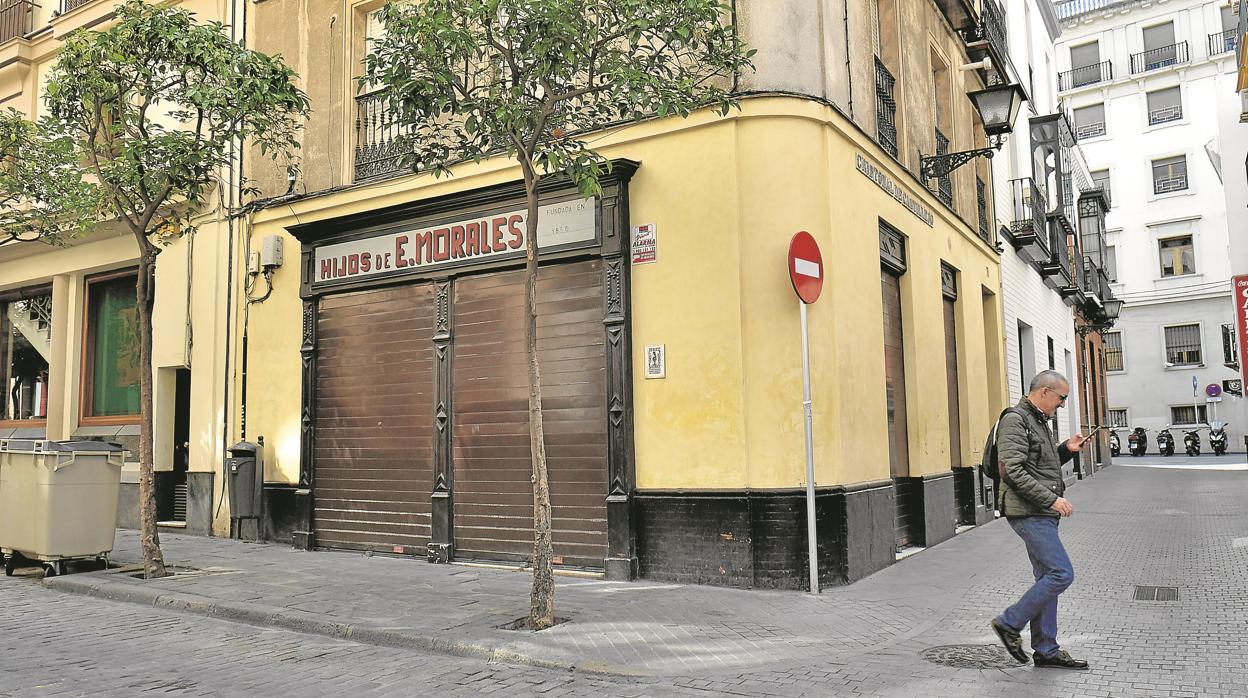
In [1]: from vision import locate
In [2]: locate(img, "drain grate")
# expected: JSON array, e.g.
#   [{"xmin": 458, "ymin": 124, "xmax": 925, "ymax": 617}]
[
  {"xmin": 921, "ymin": 644, "xmax": 1023, "ymax": 669},
  {"xmin": 1134, "ymin": 585, "xmax": 1179, "ymax": 601}
]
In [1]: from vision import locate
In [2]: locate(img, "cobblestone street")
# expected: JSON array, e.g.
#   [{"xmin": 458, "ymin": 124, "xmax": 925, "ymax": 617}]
[{"xmin": 3, "ymin": 465, "xmax": 1246, "ymax": 697}]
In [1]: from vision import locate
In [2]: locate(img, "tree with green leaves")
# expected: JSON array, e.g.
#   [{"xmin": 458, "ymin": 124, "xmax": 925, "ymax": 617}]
[
  {"xmin": 0, "ymin": 112, "xmax": 104, "ymax": 245},
  {"xmin": 0, "ymin": 0, "xmax": 309, "ymax": 578},
  {"xmin": 366, "ymin": 0, "xmax": 753, "ymax": 629}
]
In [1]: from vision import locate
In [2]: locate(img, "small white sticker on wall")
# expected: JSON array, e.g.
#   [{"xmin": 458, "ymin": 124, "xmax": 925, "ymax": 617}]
[
  {"xmin": 644, "ymin": 344, "xmax": 666, "ymax": 379},
  {"xmin": 632, "ymin": 223, "xmax": 657, "ymax": 264}
]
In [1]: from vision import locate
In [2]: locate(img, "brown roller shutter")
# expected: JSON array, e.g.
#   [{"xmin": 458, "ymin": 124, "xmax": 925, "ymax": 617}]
[
  {"xmin": 313, "ymin": 283, "xmax": 436, "ymax": 554},
  {"xmin": 943, "ymin": 298, "xmax": 962, "ymax": 467},
  {"xmin": 881, "ymin": 268, "xmax": 918, "ymax": 548},
  {"xmin": 452, "ymin": 259, "xmax": 607, "ymax": 568}
]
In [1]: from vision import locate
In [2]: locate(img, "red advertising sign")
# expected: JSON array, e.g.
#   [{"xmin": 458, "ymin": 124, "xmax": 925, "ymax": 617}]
[
  {"xmin": 1233, "ymin": 275, "xmax": 1248, "ymax": 385},
  {"xmin": 787, "ymin": 231, "xmax": 823, "ymax": 304}
]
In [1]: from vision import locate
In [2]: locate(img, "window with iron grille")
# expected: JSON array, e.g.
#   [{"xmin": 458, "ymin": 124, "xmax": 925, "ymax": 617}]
[
  {"xmin": 1164, "ymin": 324, "xmax": 1202, "ymax": 366},
  {"xmin": 1104, "ymin": 331, "xmax": 1124, "ymax": 371},
  {"xmin": 1222, "ymin": 323, "xmax": 1238, "ymax": 366},
  {"xmin": 1073, "ymin": 103, "xmax": 1106, "ymax": 139},
  {"xmin": 1151, "ymin": 155, "xmax": 1187, "ymax": 194},
  {"xmin": 874, "ymin": 57, "xmax": 899, "ymax": 158},
  {"xmin": 1108, "ymin": 408, "xmax": 1128, "ymax": 427},
  {"xmin": 1170, "ymin": 405, "xmax": 1208, "ymax": 425},
  {"xmin": 1158, "ymin": 235, "xmax": 1194, "ymax": 277},
  {"xmin": 1105, "ymin": 244, "xmax": 1117, "ymax": 282},
  {"xmin": 976, "ymin": 177, "xmax": 989, "ymax": 241},
  {"xmin": 1146, "ymin": 87, "xmax": 1182, "ymax": 126}
]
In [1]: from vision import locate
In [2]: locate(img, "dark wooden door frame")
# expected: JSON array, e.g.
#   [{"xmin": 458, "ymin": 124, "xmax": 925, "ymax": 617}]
[{"xmin": 287, "ymin": 161, "xmax": 640, "ymax": 579}]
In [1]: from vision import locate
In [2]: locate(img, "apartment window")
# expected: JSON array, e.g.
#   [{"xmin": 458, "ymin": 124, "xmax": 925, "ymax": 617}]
[
  {"xmin": 1070, "ymin": 41, "xmax": 1100, "ymax": 70},
  {"xmin": 1104, "ymin": 331, "xmax": 1124, "ymax": 371},
  {"xmin": 1146, "ymin": 86, "xmax": 1182, "ymax": 125},
  {"xmin": 82, "ymin": 273, "xmax": 140, "ymax": 420},
  {"xmin": 0, "ymin": 290, "xmax": 53, "ymax": 423},
  {"xmin": 1142, "ymin": 21, "xmax": 1178, "ymax": 68},
  {"xmin": 1091, "ymin": 168, "xmax": 1111, "ymax": 196},
  {"xmin": 1158, "ymin": 235, "xmax": 1195, "ymax": 277},
  {"xmin": 1151, "ymin": 155, "xmax": 1188, "ymax": 194},
  {"xmin": 1164, "ymin": 323, "xmax": 1202, "ymax": 366},
  {"xmin": 1069, "ymin": 41, "xmax": 1102, "ymax": 88},
  {"xmin": 1073, "ymin": 103, "xmax": 1106, "ymax": 139},
  {"xmin": 1047, "ymin": 336, "xmax": 1056, "ymax": 370},
  {"xmin": 1105, "ymin": 244, "xmax": 1118, "ymax": 282},
  {"xmin": 1108, "ymin": 408, "xmax": 1128, "ymax": 427},
  {"xmin": 1223, "ymin": 323, "xmax": 1239, "ymax": 366},
  {"xmin": 1170, "ymin": 405, "xmax": 1208, "ymax": 425}
]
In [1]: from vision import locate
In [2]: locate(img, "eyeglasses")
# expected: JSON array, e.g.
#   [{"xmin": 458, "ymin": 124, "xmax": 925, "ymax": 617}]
[{"xmin": 1047, "ymin": 387, "xmax": 1068, "ymax": 404}]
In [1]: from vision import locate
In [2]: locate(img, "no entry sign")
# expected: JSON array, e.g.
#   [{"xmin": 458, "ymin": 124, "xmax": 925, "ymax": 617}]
[{"xmin": 788, "ymin": 231, "xmax": 823, "ymax": 304}]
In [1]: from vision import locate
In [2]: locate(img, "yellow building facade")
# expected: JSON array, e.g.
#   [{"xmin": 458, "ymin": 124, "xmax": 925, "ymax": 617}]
[{"xmin": 235, "ymin": 0, "xmax": 1011, "ymax": 587}]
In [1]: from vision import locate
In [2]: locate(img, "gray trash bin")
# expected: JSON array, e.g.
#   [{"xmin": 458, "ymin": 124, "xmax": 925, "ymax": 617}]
[{"xmin": 0, "ymin": 440, "xmax": 127, "ymax": 576}]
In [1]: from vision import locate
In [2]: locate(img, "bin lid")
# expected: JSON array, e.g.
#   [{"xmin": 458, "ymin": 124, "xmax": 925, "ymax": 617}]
[
  {"xmin": 228, "ymin": 440, "xmax": 259, "ymax": 457},
  {"xmin": 0, "ymin": 439, "xmax": 127, "ymax": 453}
]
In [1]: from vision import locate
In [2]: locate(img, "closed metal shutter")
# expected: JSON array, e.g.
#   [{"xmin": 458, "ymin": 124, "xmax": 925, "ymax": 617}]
[
  {"xmin": 944, "ymin": 299, "xmax": 962, "ymax": 467},
  {"xmin": 313, "ymin": 284, "xmax": 436, "ymax": 554},
  {"xmin": 451, "ymin": 260, "xmax": 608, "ymax": 568},
  {"xmin": 881, "ymin": 269, "xmax": 917, "ymax": 547}
]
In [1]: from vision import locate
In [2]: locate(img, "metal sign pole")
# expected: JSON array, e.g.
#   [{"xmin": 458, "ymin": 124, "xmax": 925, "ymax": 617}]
[{"xmin": 800, "ymin": 300, "xmax": 819, "ymax": 593}]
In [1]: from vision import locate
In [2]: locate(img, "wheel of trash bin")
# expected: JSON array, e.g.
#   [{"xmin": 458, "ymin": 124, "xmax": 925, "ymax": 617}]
[
  {"xmin": 42, "ymin": 562, "xmax": 58, "ymax": 578},
  {"xmin": 3, "ymin": 556, "xmax": 13, "ymax": 577}
]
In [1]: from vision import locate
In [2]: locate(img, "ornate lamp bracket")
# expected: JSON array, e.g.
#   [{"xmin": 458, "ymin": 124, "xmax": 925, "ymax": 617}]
[{"xmin": 920, "ymin": 134, "xmax": 1008, "ymax": 180}]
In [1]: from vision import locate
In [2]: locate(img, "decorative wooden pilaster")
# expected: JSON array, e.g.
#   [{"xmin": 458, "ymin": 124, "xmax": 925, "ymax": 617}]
[
  {"xmin": 293, "ymin": 299, "xmax": 318, "ymax": 550},
  {"xmin": 428, "ymin": 280, "xmax": 455, "ymax": 563},
  {"xmin": 601, "ymin": 190, "xmax": 637, "ymax": 580}
]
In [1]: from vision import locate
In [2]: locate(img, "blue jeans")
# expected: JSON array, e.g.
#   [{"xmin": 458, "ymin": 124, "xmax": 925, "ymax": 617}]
[{"xmin": 997, "ymin": 516, "xmax": 1073, "ymax": 658}]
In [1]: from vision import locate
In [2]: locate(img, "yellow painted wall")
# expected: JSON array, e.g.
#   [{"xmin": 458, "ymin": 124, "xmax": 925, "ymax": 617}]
[{"xmin": 239, "ymin": 96, "xmax": 1004, "ymax": 502}]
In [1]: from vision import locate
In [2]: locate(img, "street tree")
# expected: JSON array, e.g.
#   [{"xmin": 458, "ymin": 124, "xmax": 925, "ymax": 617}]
[
  {"xmin": 366, "ymin": 0, "xmax": 753, "ymax": 629},
  {"xmin": 0, "ymin": 0, "xmax": 310, "ymax": 578},
  {"xmin": 0, "ymin": 112, "xmax": 104, "ymax": 245}
]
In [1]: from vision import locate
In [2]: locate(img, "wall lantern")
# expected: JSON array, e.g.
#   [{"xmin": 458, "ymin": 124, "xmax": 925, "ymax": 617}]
[
  {"xmin": 920, "ymin": 83, "xmax": 1027, "ymax": 180},
  {"xmin": 1101, "ymin": 297, "xmax": 1124, "ymax": 321}
]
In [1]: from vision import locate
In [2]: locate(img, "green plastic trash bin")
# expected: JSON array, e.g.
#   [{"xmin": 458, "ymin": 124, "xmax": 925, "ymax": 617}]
[{"xmin": 0, "ymin": 440, "xmax": 127, "ymax": 576}]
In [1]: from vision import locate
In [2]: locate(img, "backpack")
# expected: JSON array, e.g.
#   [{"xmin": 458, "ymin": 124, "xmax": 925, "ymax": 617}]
[{"xmin": 979, "ymin": 407, "xmax": 1031, "ymax": 494}]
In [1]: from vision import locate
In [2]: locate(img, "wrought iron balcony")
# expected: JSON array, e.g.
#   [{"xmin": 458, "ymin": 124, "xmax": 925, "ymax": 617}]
[
  {"xmin": 1059, "ymin": 61, "xmax": 1113, "ymax": 91},
  {"xmin": 61, "ymin": 0, "xmax": 93, "ymax": 13},
  {"xmin": 934, "ymin": 129, "xmax": 953, "ymax": 207},
  {"xmin": 1148, "ymin": 104, "xmax": 1182, "ymax": 126},
  {"xmin": 1129, "ymin": 41, "xmax": 1189, "ymax": 74},
  {"xmin": 1082, "ymin": 256, "xmax": 1110, "ymax": 305},
  {"xmin": 1008, "ymin": 178, "xmax": 1050, "ymax": 264},
  {"xmin": 0, "ymin": 0, "xmax": 33, "ymax": 43},
  {"xmin": 931, "ymin": 0, "xmax": 976, "ymax": 39},
  {"xmin": 1039, "ymin": 220, "xmax": 1074, "ymax": 290},
  {"xmin": 1153, "ymin": 172, "xmax": 1188, "ymax": 194},
  {"xmin": 1209, "ymin": 30, "xmax": 1237, "ymax": 56},
  {"xmin": 874, "ymin": 58, "xmax": 899, "ymax": 159},
  {"xmin": 354, "ymin": 89, "xmax": 414, "ymax": 183},
  {"xmin": 1074, "ymin": 120, "xmax": 1106, "ymax": 140},
  {"xmin": 960, "ymin": 0, "xmax": 1011, "ymax": 83}
]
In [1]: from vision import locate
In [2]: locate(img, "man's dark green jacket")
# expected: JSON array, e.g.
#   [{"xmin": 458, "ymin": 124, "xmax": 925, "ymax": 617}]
[{"xmin": 998, "ymin": 398, "xmax": 1076, "ymax": 518}]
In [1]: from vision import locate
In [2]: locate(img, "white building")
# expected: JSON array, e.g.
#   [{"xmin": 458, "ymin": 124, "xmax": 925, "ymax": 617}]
[{"xmin": 1055, "ymin": 0, "xmax": 1246, "ymax": 453}]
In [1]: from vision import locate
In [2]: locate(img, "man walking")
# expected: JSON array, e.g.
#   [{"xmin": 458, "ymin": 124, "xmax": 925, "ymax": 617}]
[{"xmin": 990, "ymin": 370, "xmax": 1090, "ymax": 670}]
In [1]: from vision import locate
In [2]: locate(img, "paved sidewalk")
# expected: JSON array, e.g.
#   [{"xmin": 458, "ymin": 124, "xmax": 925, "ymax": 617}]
[{"xmin": 34, "ymin": 465, "xmax": 1248, "ymax": 696}]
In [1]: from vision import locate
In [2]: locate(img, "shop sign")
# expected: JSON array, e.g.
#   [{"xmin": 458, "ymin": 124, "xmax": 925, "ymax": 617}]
[
  {"xmin": 631, "ymin": 223, "xmax": 657, "ymax": 264},
  {"xmin": 1233, "ymin": 275, "xmax": 1248, "ymax": 385},
  {"xmin": 312, "ymin": 198, "xmax": 595, "ymax": 287},
  {"xmin": 855, "ymin": 153, "xmax": 934, "ymax": 228}
]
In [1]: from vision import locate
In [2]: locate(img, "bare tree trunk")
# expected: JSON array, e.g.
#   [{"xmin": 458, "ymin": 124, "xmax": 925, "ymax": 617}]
[
  {"xmin": 521, "ymin": 166, "xmax": 555, "ymax": 630},
  {"xmin": 135, "ymin": 244, "xmax": 167, "ymax": 579}
]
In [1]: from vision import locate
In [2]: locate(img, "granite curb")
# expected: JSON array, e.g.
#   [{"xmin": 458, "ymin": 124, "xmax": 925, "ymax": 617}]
[{"xmin": 43, "ymin": 571, "xmax": 646, "ymax": 678}]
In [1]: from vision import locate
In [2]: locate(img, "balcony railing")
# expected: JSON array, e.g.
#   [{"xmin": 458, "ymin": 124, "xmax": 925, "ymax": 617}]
[
  {"xmin": 1153, "ymin": 173, "xmax": 1188, "ymax": 194},
  {"xmin": 354, "ymin": 89, "xmax": 414, "ymax": 182},
  {"xmin": 1040, "ymin": 221, "xmax": 1074, "ymax": 288},
  {"xmin": 61, "ymin": 0, "xmax": 93, "ymax": 13},
  {"xmin": 1074, "ymin": 121, "xmax": 1106, "ymax": 139},
  {"xmin": 1209, "ymin": 30, "xmax": 1237, "ymax": 56},
  {"xmin": 1130, "ymin": 41, "xmax": 1189, "ymax": 74},
  {"xmin": 1082, "ymin": 257, "xmax": 1109, "ymax": 302},
  {"xmin": 0, "ymin": 0, "xmax": 33, "ymax": 44},
  {"xmin": 874, "ymin": 58, "xmax": 899, "ymax": 159},
  {"xmin": 934, "ymin": 128, "xmax": 953, "ymax": 206},
  {"xmin": 1008, "ymin": 178, "xmax": 1050, "ymax": 264},
  {"xmin": 976, "ymin": 176, "xmax": 990, "ymax": 244},
  {"xmin": 1054, "ymin": 0, "xmax": 1134, "ymax": 21},
  {"xmin": 1148, "ymin": 104, "xmax": 1182, "ymax": 125},
  {"xmin": 1059, "ymin": 61, "xmax": 1113, "ymax": 91}
]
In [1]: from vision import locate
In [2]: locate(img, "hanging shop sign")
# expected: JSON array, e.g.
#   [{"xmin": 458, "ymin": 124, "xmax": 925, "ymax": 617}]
[
  {"xmin": 312, "ymin": 197, "xmax": 596, "ymax": 288},
  {"xmin": 1233, "ymin": 275, "xmax": 1248, "ymax": 386}
]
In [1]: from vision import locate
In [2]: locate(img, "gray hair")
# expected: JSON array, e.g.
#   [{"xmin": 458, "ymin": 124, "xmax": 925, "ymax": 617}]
[{"xmin": 1028, "ymin": 370, "xmax": 1069, "ymax": 393}]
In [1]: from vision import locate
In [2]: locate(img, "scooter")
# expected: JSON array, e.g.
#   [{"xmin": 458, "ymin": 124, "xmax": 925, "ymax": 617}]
[
  {"xmin": 1109, "ymin": 429, "xmax": 1121, "ymax": 457},
  {"xmin": 1210, "ymin": 422, "xmax": 1228, "ymax": 456},
  {"xmin": 1183, "ymin": 427, "xmax": 1202, "ymax": 456},
  {"xmin": 1156, "ymin": 428, "xmax": 1175, "ymax": 456},
  {"xmin": 1128, "ymin": 427, "xmax": 1148, "ymax": 457}
]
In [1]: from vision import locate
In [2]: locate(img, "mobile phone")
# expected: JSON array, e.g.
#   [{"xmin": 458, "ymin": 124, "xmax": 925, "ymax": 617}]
[{"xmin": 1086, "ymin": 425, "xmax": 1105, "ymax": 437}]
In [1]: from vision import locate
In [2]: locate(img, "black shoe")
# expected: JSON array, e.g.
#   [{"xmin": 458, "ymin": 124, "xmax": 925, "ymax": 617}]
[
  {"xmin": 990, "ymin": 618, "xmax": 1029, "ymax": 663},
  {"xmin": 1032, "ymin": 650, "xmax": 1089, "ymax": 670}
]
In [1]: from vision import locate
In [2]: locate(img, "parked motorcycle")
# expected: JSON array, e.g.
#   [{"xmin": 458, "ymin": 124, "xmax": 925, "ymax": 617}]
[
  {"xmin": 1210, "ymin": 421, "xmax": 1228, "ymax": 456},
  {"xmin": 1109, "ymin": 429, "xmax": 1121, "ymax": 457},
  {"xmin": 1183, "ymin": 427, "xmax": 1202, "ymax": 457},
  {"xmin": 1128, "ymin": 427, "xmax": 1148, "ymax": 457},
  {"xmin": 1157, "ymin": 428, "xmax": 1175, "ymax": 457}
]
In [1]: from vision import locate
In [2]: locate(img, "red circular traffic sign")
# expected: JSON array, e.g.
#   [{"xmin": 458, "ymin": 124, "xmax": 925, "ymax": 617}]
[{"xmin": 788, "ymin": 231, "xmax": 823, "ymax": 304}]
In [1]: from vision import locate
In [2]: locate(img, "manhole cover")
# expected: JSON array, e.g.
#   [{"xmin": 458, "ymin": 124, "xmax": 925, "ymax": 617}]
[{"xmin": 921, "ymin": 644, "xmax": 1022, "ymax": 669}]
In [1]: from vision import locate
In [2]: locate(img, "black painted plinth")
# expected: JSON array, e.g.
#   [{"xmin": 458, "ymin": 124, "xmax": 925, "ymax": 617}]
[{"xmin": 920, "ymin": 472, "xmax": 956, "ymax": 548}]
